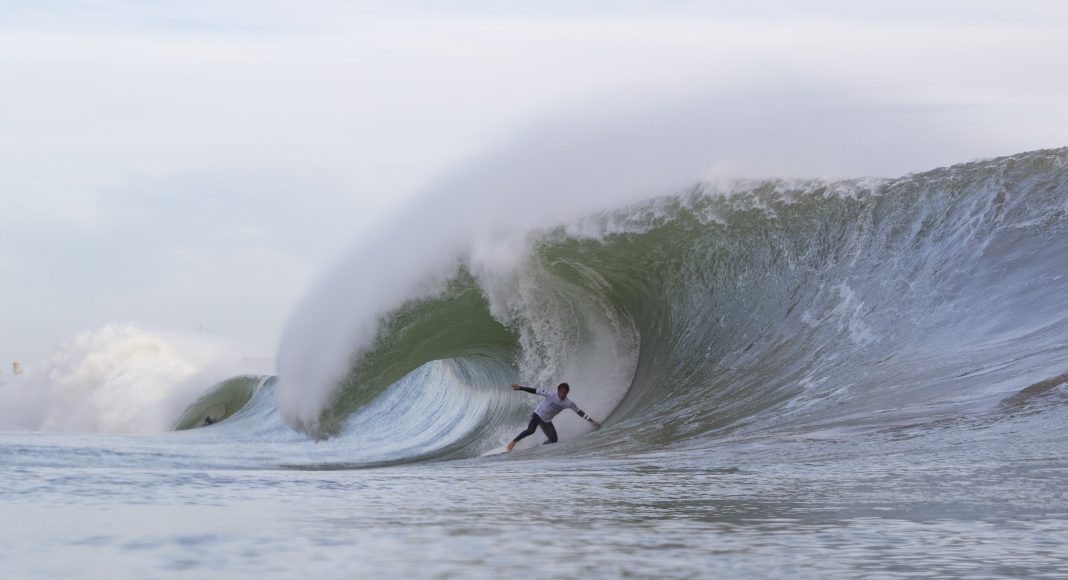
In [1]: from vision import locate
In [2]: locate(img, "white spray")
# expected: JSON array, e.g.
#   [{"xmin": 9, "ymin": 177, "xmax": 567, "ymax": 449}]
[
  {"xmin": 0, "ymin": 324, "xmax": 240, "ymax": 433},
  {"xmin": 274, "ymin": 81, "xmax": 1008, "ymax": 435}
]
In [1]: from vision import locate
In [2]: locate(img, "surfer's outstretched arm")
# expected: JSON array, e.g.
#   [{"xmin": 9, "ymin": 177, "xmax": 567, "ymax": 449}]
[
  {"xmin": 510, "ymin": 384, "xmax": 544, "ymax": 396},
  {"xmin": 574, "ymin": 408, "xmax": 601, "ymax": 428}
]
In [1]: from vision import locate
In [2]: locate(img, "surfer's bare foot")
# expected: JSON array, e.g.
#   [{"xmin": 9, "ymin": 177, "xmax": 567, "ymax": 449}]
[{"xmin": 506, "ymin": 441, "xmax": 516, "ymax": 452}]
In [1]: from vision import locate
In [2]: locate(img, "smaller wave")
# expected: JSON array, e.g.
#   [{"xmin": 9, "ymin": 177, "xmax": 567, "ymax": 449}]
[
  {"xmin": 189, "ymin": 362, "xmax": 519, "ymax": 468},
  {"xmin": 172, "ymin": 375, "xmax": 269, "ymax": 430}
]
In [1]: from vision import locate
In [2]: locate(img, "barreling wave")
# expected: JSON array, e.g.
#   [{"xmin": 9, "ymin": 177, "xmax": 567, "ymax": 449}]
[
  {"xmin": 173, "ymin": 375, "xmax": 269, "ymax": 430},
  {"xmin": 270, "ymin": 148, "xmax": 1068, "ymax": 465}
]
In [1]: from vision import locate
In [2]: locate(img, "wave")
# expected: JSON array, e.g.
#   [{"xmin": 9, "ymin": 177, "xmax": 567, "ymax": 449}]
[
  {"xmin": 269, "ymin": 148, "xmax": 1068, "ymax": 464},
  {"xmin": 172, "ymin": 375, "xmax": 268, "ymax": 430}
]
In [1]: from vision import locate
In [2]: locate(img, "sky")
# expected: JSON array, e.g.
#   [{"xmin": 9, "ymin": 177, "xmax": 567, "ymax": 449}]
[{"xmin": 2, "ymin": 0, "xmax": 1067, "ymax": 372}]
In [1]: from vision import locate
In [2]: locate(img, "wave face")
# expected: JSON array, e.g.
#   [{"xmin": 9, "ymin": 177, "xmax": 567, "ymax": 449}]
[{"xmin": 274, "ymin": 148, "xmax": 1068, "ymax": 463}]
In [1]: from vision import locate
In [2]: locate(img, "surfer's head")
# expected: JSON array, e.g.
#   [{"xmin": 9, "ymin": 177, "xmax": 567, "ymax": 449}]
[{"xmin": 557, "ymin": 382, "xmax": 570, "ymax": 399}]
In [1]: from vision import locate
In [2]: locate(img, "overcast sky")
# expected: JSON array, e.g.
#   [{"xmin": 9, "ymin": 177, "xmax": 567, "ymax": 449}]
[{"xmin": 2, "ymin": 0, "xmax": 1066, "ymax": 369}]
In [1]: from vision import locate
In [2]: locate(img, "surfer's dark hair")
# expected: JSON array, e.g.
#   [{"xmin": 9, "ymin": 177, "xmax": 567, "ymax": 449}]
[{"xmin": 557, "ymin": 382, "xmax": 570, "ymax": 393}]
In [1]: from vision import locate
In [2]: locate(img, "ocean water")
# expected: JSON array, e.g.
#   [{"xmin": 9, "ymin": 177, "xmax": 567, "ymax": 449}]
[{"xmin": 3, "ymin": 148, "xmax": 1068, "ymax": 578}]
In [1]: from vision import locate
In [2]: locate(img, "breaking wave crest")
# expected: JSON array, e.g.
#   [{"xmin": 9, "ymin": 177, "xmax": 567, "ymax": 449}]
[{"xmin": 263, "ymin": 148, "xmax": 1068, "ymax": 464}]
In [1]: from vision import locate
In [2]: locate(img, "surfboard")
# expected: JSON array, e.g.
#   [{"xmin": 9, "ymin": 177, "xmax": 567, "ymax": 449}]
[{"xmin": 480, "ymin": 446, "xmax": 509, "ymax": 457}]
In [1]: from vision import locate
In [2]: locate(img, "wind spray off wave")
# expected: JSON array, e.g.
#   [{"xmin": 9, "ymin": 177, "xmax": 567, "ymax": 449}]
[
  {"xmin": 274, "ymin": 90, "xmax": 722, "ymax": 436},
  {"xmin": 275, "ymin": 83, "xmax": 983, "ymax": 439}
]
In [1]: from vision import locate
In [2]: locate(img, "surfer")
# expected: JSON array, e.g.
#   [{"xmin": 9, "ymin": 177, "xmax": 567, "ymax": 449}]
[{"xmin": 506, "ymin": 382, "xmax": 600, "ymax": 451}]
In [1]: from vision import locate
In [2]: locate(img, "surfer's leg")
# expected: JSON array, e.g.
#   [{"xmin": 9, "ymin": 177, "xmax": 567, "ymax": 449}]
[
  {"xmin": 539, "ymin": 421, "xmax": 558, "ymax": 444},
  {"xmin": 511, "ymin": 413, "xmax": 541, "ymax": 445}
]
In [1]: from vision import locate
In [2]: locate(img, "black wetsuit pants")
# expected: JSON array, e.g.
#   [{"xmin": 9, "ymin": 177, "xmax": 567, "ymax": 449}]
[{"xmin": 512, "ymin": 413, "xmax": 558, "ymax": 444}]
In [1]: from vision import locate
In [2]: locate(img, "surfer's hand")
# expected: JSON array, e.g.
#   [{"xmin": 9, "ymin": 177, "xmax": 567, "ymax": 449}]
[
  {"xmin": 592, "ymin": 420, "xmax": 601, "ymax": 428},
  {"xmin": 510, "ymin": 383, "xmax": 521, "ymax": 390}
]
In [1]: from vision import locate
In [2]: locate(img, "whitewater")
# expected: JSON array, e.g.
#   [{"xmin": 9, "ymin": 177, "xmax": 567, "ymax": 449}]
[{"xmin": 3, "ymin": 148, "xmax": 1068, "ymax": 577}]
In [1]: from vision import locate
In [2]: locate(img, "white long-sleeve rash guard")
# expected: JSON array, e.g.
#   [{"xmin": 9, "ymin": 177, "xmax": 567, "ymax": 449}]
[{"xmin": 522, "ymin": 387, "xmax": 595, "ymax": 423}]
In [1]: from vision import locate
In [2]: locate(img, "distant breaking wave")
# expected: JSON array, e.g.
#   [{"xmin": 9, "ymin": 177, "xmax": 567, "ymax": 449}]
[
  {"xmin": 0, "ymin": 324, "xmax": 237, "ymax": 434},
  {"xmin": 243, "ymin": 148, "xmax": 1068, "ymax": 465}
]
